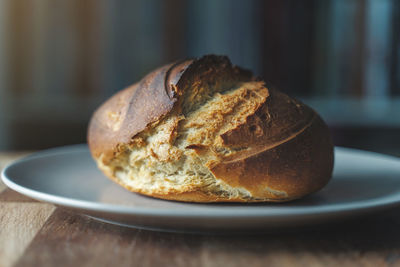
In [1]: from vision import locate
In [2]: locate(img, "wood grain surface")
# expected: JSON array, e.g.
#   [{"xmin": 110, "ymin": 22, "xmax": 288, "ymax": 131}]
[{"xmin": 1, "ymin": 152, "xmax": 400, "ymax": 267}]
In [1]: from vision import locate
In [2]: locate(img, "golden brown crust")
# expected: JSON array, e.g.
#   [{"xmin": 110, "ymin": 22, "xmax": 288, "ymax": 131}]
[
  {"xmin": 87, "ymin": 60, "xmax": 192, "ymax": 163},
  {"xmin": 205, "ymin": 88, "xmax": 333, "ymax": 200},
  {"xmin": 211, "ymin": 114, "xmax": 333, "ymax": 201},
  {"xmin": 88, "ymin": 55, "xmax": 334, "ymax": 203}
]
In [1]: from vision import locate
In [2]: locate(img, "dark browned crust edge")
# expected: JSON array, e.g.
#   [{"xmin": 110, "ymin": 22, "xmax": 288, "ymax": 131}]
[{"xmin": 88, "ymin": 55, "xmax": 251, "ymax": 163}]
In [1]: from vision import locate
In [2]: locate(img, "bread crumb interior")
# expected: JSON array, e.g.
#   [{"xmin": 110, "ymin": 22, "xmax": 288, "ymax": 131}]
[{"xmin": 98, "ymin": 81, "xmax": 270, "ymax": 200}]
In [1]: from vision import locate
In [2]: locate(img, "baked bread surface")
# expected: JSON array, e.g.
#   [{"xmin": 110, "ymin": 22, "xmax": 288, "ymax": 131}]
[{"xmin": 88, "ymin": 55, "xmax": 334, "ymax": 202}]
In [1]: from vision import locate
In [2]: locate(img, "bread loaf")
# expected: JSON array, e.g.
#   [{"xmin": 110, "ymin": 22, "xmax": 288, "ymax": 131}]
[{"xmin": 88, "ymin": 55, "xmax": 334, "ymax": 202}]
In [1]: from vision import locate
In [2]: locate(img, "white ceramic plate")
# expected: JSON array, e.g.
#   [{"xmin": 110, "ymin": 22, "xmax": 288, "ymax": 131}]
[{"xmin": 2, "ymin": 145, "xmax": 400, "ymax": 233}]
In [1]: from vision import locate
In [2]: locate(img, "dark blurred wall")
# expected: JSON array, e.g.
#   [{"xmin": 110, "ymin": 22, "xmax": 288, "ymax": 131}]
[{"xmin": 0, "ymin": 0, "xmax": 399, "ymax": 155}]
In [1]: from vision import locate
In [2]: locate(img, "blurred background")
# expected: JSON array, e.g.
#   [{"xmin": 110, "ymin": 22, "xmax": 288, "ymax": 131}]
[{"xmin": 0, "ymin": 0, "xmax": 399, "ymax": 156}]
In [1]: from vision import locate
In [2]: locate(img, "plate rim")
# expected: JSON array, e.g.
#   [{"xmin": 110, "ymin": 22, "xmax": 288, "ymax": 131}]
[{"xmin": 2, "ymin": 144, "xmax": 400, "ymax": 219}]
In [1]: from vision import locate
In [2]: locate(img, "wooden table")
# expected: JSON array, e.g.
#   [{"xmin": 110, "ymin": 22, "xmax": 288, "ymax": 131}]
[{"xmin": 1, "ymin": 152, "xmax": 400, "ymax": 267}]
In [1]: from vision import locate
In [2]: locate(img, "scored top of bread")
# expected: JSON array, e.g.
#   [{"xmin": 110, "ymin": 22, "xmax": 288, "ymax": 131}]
[{"xmin": 88, "ymin": 55, "xmax": 334, "ymax": 202}]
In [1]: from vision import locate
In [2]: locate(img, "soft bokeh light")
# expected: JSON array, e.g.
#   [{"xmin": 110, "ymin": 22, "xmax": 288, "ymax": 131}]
[{"xmin": 0, "ymin": 0, "xmax": 398, "ymax": 155}]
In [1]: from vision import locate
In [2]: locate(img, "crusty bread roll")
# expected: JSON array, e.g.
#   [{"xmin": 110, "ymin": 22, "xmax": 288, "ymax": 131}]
[{"xmin": 88, "ymin": 55, "xmax": 334, "ymax": 202}]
